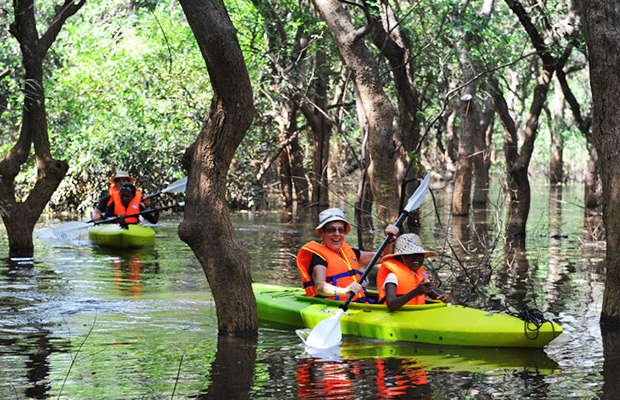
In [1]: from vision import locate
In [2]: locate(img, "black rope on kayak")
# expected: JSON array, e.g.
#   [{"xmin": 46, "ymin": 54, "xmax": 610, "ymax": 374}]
[{"xmin": 506, "ymin": 305, "xmax": 556, "ymax": 340}]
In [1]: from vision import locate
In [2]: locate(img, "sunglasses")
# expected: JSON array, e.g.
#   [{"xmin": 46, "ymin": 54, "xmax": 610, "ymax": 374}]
[{"xmin": 325, "ymin": 227, "xmax": 346, "ymax": 234}]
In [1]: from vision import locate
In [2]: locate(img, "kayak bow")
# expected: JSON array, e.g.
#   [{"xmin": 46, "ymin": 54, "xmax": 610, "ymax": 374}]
[{"xmin": 89, "ymin": 224, "xmax": 156, "ymax": 249}]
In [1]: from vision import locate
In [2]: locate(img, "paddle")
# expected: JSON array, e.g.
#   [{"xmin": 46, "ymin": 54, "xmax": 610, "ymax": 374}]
[
  {"xmin": 53, "ymin": 202, "xmax": 185, "ymax": 240},
  {"xmin": 303, "ymin": 172, "xmax": 432, "ymax": 349},
  {"xmin": 143, "ymin": 177, "xmax": 187, "ymax": 200}
]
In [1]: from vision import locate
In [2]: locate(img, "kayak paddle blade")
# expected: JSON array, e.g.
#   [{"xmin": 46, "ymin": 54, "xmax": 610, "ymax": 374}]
[
  {"xmin": 304, "ymin": 308, "xmax": 344, "ymax": 349},
  {"xmin": 163, "ymin": 177, "xmax": 187, "ymax": 194},
  {"xmin": 404, "ymin": 172, "xmax": 431, "ymax": 213},
  {"xmin": 52, "ymin": 221, "xmax": 93, "ymax": 240}
]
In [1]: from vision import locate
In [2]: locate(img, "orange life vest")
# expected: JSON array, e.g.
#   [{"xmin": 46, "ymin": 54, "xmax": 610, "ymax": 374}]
[
  {"xmin": 296, "ymin": 241, "xmax": 366, "ymax": 302},
  {"xmin": 377, "ymin": 259, "xmax": 429, "ymax": 305},
  {"xmin": 107, "ymin": 185, "xmax": 141, "ymax": 206},
  {"xmin": 110, "ymin": 190, "xmax": 142, "ymax": 224}
]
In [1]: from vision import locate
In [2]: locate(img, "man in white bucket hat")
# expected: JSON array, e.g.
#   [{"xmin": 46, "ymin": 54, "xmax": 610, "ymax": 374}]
[
  {"xmin": 377, "ymin": 233, "xmax": 451, "ymax": 311},
  {"xmin": 92, "ymin": 170, "xmax": 147, "ymax": 221},
  {"xmin": 296, "ymin": 208, "xmax": 399, "ymax": 303}
]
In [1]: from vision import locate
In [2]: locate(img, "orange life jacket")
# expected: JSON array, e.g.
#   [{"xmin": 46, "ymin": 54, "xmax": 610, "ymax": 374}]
[
  {"xmin": 377, "ymin": 259, "xmax": 429, "ymax": 305},
  {"xmin": 296, "ymin": 241, "xmax": 366, "ymax": 302},
  {"xmin": 110, "ymin": 190, "xmax": 142, "ymax": 224},
  {"xmin": 107, "ymin": 185, "xmax": 141, "ymax": 206}
]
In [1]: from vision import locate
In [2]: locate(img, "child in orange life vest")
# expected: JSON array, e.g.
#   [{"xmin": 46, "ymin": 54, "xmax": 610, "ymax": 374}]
[
  {"xmin": 296, "ymin": 207, "xmax": 399, "ymax": 302},
  {"xmin": 377, "ymin": 233, "xmax": 451, "ymax": 311},
  {"xmin": 104, "ymin": 183, "xmax": 159, "ymax": 226}
]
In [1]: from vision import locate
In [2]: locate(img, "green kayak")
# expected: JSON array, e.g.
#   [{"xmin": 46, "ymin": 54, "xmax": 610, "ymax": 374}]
[
  {"xmin": 253, "ymin": 283, "xmax": 563, "ymax": 348},
  {"xmin": 89, "ymin": 224, "xmax": 156, "ymax": 249}
]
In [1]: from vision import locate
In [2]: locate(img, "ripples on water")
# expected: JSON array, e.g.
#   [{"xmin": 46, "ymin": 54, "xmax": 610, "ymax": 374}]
[{"xmin": 0, "ymin": 184, "xmax": 613, "ymax": 398}]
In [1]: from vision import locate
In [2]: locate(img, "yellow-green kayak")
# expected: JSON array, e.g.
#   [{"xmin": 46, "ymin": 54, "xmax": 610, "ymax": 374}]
[
  {"xmin": 253, "ymin": 283, "xmax": 563, "ymax": 348},
  {"xmin": 89, "ymin": 224, "xmax": 155, "ymax": 249}
]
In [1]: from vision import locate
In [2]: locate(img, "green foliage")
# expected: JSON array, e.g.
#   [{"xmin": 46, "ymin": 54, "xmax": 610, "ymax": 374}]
[
  {"xmin": 0, "ymin": 0, "xmax": 593, "ymax": 216},
  {"xmin": 42, "ymin": 0, "xmax": 209, "ymax": 213}
]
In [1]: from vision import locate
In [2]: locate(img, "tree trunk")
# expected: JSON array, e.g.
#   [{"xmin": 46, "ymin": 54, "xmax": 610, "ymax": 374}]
[
  {"xmin": 177, "ymin": 0, "xmax": 256, "ymax": 337},
  {"xmin": 275, "ymin": 103, "xmax": 296, "ymax": 207},
  {"xmin": 353, "ymin": 89, "xmax": 374, "ymax": 250},
  {"xmin": 584, "ymin": 134, "xmax": 601, "ymax": 210},
  {"xmin": 252, "ymin": 0, "xmax": 309, "ymax": 208},
  {"xmin": 495, "ymin": 0, "xmax": 558, "ymax": 242},
  {"xmin": 0, "ymin": 0, "xmax": 83, "ymax": 257},
  {"xmin": 369, "ymin": 1, "xmax": 427, "ymax": 232},
  {"xmin": 472, "ymin": 100, "xmax": 494, "ymax": 204},
  {"xmin": 450, "ymin": 0, "xmax": 491, "ymax": 215},
  {"xmin": 369, "ymin": 1, "xmax": 420, "ymax": 182},
  {"xmin": 313, "ymin": 0, "xmax": 400, "ymax": 226},
  {"xmin": 451, "ymin": 97, "xmax": 476, "ymax": 216},
  {"xmin": 290, "ymin": 135, "xmax": 310, "ymax": 206},
  {"xmin": 300, "ymin": 48, "xmax": 332, "ymax": 209},
  {"xmin": 277, "ymin": 146, "xmax": 294, "ymax": 207},
  {"xmin": 549, "ymin": 76, "xmax": 565, "ymax": 185},
  {"xmin": 576, "ymin": 0, "xmax": 620, "ymax": 325}
]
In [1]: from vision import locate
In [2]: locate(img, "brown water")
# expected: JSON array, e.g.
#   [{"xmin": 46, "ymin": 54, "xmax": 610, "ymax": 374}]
[{"xmin": 0, "ymin": 182, "xmax": 612, "ymax": 399}]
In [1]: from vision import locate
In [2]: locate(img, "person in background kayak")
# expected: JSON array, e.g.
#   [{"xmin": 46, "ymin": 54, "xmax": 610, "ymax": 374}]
[
  {"xmin": 91, "ymin": 170, "xmax": 150, "ymax": 221},
  {"xmin": 103, "ymin": 183, "xmax": 159, "ymax": 226},
  {"xmin": 296, "ymin": 208, "xmax": 399, "ymax": 302},
  {"xmin": 377, "ymin": 233, "xmax": 451, "ymax": 311}
]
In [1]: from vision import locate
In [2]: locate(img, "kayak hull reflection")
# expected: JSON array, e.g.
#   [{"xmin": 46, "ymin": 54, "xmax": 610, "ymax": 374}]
[
  {"xmin": 89, "ymin": 224, "xmax": 155, "ymax": 249},
  {"xmin": 253, "ymin": 283, "xmax": 562, "ymax": 348}
]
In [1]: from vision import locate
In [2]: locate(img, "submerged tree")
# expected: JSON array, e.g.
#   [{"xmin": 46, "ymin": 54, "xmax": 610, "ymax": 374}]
[
  {"xmin": 576, "ymin": 0, "xmax": 620, "ymax": 326},
  {"xmin": 177, "ymin": 0, "xmax": 257, "ymax": 336},
  {"xmin": 0, "ymin": 0, "xmax": 84, "ymax": 257}
]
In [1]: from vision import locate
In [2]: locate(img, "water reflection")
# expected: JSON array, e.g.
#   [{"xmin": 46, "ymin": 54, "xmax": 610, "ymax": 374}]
[
  {"xmin": 602, "ymin": 327, "xmax": 620, "ymax": 399},
  {"xmin": 294, "ymin": 339, "xmax": 560, "ymax": 399},
  {"xmin": 0, "ymin": 182, "xmax": 612, "ymax": 398},
  {"xmin": 198, "ymin": 336, "xmax": 258, "ymax": 399},
  {"xmin": 93, "ymin": 247, "xmax": 161, "ymax": 297},
  {"xmin": 0, "ymin": 257, "xmax": 70, "ymax": 400}
]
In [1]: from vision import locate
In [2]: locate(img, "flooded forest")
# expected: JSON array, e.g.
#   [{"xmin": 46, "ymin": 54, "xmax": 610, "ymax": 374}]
[{"xmin": 2, "ymin": 0, "xmax": 620, "ymax": 398}]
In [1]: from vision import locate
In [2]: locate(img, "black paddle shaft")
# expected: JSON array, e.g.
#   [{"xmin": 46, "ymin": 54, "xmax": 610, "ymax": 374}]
[
  {"xmin": 95, "ymin": 202, "xmax": 183, "ymax": 226},
  {"xmin": 340, "ymin": 211, "xmax": 410, "ymax": 311}
]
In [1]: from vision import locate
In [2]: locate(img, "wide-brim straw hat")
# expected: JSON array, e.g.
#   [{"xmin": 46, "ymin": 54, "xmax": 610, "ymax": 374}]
[
  {"xmin": 383, "ymin": 233, "xmax": 438, "ymax": 259},
  {"xmin": 315, "ymin": 208, "xmax": 351, "ymax": 235},
  {"xmin": 109, "ymin": 170, "xmax": 136, "ymax": 184}
]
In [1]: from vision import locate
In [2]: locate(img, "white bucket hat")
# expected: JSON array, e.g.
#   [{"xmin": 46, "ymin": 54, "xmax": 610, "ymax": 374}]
[
  {"xmin": 315, "ymin": 208, "xmax": 351, "ymax": 235},
  {"xmin": 109, "ymin": 170, "xmax": 136, "ymax": 184},
  {"xmin": 384, "ymin": 233, "xmax": 438, "ymax": 259}
]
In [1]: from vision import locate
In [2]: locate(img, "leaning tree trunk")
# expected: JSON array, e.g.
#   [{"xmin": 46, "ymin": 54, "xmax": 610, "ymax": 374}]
[
  {"xmin": 498, "ymin": 0, "xmax": 558, "ymax": 243},
  {"xmin": 177, "ymin": 0, "xmax": 256, "ymax": 337},
  {"xmin": 313, "ymin": 0, "xmax": 400, "ymax": 225},
  {"xmin": 0, "ymin": 0, "xmax": 83, "ymax": 257},
  {"xmin": 577, "ymin": 0, "xmax": 620, "ymax": 326}
]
